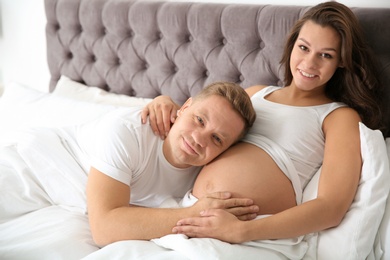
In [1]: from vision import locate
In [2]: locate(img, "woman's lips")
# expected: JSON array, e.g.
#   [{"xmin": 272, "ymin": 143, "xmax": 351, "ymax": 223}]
[{"xmin": 299, "ymin": 69, "xmax": 316, "ymax": 78}]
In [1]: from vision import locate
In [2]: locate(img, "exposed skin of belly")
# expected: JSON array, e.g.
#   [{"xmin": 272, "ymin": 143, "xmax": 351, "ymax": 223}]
[{"xmin": 192, "ymin": 142, "xmax": 297, "ymax": 215}]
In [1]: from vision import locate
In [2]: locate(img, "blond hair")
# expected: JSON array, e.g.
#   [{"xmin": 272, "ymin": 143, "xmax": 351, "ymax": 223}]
[{"xmin": 193, "ymin": 81, "xmax": 256, "ymax": 140}]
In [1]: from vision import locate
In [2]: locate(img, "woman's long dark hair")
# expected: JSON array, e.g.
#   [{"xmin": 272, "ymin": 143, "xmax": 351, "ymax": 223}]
[{"xmin": 280, "ymin": 1, "xmax": 387, "ymax": 135}]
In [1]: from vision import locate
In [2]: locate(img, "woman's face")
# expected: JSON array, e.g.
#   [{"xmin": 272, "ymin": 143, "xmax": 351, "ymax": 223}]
[{"xmin": 290, "ymin": 20, "xmax": 342, "ymax": 92}]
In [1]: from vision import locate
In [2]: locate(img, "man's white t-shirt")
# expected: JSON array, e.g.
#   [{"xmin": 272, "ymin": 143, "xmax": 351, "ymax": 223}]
[{"xmin": 76, "ymin": 107, "xmax": 200, "ymax": 207}]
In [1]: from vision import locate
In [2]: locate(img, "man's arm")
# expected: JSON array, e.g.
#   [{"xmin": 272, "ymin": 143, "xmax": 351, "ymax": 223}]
[
  {"xmin": 87, "ymin": 167, "xmax": 198, "ymax": 246},
  {"xmin": 87, "ymin": 167, "xmax": 258, "ymax": 246}
]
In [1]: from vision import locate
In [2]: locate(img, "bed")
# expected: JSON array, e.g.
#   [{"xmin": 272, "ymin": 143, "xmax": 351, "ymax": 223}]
[{"xmin": 0, "ymin": 0, "xmax": 389, "ymax": 259}]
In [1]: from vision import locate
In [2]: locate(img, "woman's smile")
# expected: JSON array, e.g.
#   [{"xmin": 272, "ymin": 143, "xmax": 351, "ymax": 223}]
[{"xmin": 298, "ymin": 69, "xmax": 316, "ymax": 79}]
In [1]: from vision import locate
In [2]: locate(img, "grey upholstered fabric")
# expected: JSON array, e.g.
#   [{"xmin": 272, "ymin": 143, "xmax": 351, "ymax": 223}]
[{"xmin": 45, "ymin": 0, "xmax": 390, "ymax": 135}]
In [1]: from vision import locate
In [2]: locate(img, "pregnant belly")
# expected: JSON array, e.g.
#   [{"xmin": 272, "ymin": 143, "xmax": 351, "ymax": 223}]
[{"xmin": 192, "ymin": 142, "xmax": 296, "ymax": 215}]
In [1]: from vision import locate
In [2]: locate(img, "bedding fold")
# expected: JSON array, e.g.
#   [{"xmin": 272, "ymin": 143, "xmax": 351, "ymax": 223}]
[
  {"xmin": 3, "ymin": 127, "xmax": 89, "ymax": 214},
  {"xmin": 0, "ymin": 145, "xmax": 52, "ymax": 223},
  {"xmin": 155, "ymin": 192, "xmax": 312, "ymax": 260}
]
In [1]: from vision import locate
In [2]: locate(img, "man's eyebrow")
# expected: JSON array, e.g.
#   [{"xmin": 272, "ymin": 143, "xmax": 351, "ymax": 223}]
[
  {"xmin": 201, "ymin": 109, "xmax": 229, "ymax": 141},
  {"xmin": 214, "ymin": 118, "xmax": 233, "ymax": 141},
  {"xmin": 218, "ymin": 132, "xmax": 229, "ymax": 143}
]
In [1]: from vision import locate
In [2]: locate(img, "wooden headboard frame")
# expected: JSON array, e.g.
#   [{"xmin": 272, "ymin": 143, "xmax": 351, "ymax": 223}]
[{"xmin": 45, "ymin": 0, "xmax": 390, "ymax": 136}]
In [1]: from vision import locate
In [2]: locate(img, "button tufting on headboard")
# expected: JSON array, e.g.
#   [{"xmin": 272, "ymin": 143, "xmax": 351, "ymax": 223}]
[
  {"xmin": 45, "ymin": 0, "xmax": 390, "ymax": 135},
  {"xmin": 45, "ymin": 0, "xmax": 296, "ymax": 102}
]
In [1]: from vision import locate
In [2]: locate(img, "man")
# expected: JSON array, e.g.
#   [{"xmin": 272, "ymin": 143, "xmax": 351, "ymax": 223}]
[{"xmin": 84, "ymin": 82, "xmax": 257, "ymax": 246}]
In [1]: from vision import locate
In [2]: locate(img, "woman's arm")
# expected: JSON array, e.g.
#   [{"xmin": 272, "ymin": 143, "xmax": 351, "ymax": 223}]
[
  {"xmin": 172, "ymin": 107, "xmax": 362, "ymax": 243},
  {"xmin": 141, "ymin": 95, "xmax": 180, "ymax": 139}
]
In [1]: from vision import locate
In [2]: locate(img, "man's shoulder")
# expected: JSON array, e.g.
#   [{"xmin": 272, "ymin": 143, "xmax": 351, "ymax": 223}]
[
  {"xmin": 78, "ymin": 105, "xmax": 160, "ymax": 159},
  {"xmin": 79, "ymin": 106, "xmax": 150, "ymax": 143},
  {"xmin": 105, "ymin": 107, "xmax": 144, "ymax": 122}
]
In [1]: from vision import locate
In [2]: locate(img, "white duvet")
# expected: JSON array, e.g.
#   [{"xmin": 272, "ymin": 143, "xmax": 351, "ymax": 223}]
[
  {"xmin": 0, "ymin": 81, "xmax": 389, "ymax": 260},
  {"xmin": 0, "ymin": 129, "xmax": 96, "ymax": 259},
  {"xmin": 0, "ymin": 126, "xmax": 313, "ymax": 260}
]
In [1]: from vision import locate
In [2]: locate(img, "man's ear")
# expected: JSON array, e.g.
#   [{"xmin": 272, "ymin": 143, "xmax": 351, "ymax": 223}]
[{"xmin": 177, "ymin": 97, "xmax": 193, "ymax": 117}]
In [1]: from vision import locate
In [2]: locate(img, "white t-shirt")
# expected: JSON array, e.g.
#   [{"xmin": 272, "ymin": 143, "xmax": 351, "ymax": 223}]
[
  {"xmin": 244, "ymin": 86, "xmax": 346, "ymax": 189},
  {"xmin": 75, "ymin": 107, "xmax": 200, "ymax": 207}
]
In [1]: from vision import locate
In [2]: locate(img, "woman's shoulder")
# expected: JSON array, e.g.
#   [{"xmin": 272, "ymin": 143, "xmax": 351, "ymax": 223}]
[
  {"xmin": 323, "ymin": 106, "xmax": 361, "ymax": 134},
  {"xmin": 245, "ymin": 85, "xmax": 279, "ymax": 97},
  {"xmin": 326, "ymin": 106, "xmax": 360, "ymax": 119}
]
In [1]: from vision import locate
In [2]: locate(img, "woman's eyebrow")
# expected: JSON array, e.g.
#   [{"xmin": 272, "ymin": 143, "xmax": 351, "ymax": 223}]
[{"xmin": 298, "ymin": 37, "xmax": 337, "ymax": 52}]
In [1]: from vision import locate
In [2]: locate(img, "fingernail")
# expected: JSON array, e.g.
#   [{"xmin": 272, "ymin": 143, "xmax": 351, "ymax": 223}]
[
  {"xmin": 222, "ymin": 192, "xmax": 231, "ymax": 198},
  {"xmin": 165, "ymin": 132, "xmax": 168, "ymax": 137}
]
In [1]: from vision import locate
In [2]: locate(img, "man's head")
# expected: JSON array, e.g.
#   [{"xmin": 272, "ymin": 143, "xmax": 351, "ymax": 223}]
[{"xmin": 163, "ymin": 81, "xmax": 256, "ymax": 168}]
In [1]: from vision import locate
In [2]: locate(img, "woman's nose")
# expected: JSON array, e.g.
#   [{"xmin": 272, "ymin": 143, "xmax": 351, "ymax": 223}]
[{"xmin": 304, "ymin": 53, "xmax": 318, "ymax": 69}]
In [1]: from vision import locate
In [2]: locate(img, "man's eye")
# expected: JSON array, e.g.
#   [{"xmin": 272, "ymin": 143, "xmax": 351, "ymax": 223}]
[
  {"xmin": 213, "ymin": 134, "xmax": 222, "ymax": 144},
  {"xmin": 196, "ymin": 116, "xmax": 204, "ymax": 126}
]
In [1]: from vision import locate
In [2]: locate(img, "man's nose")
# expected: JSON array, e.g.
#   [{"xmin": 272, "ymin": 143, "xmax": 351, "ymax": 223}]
[{"xmin": 192, "ymin": 130, "xmax": 206, "ymax": 148}]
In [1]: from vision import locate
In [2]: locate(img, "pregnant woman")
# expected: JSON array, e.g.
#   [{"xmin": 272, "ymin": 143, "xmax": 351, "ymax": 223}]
[{"xmin": 142, "ymin": 1, "xmax": 386, "ymax": 243}]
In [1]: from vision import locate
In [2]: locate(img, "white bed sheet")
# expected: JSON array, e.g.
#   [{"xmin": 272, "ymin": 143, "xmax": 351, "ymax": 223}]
[
  {"xmin": 0, "ymin": 124, "xmax": 311, "ymax": 260},
  {"xmin": 0, "ymin": 132, "xmax": 99, "ymax": 259},
  {"xmin": 0, "ymin": 84, "xmax": 311, "ymax": 259},
  {"xmin": 83, "ymin": 195, "xmax": 313, "ymax": 260},
  {"xmin": 0, "ymin": 81, "xmax": 389, "ymax": 260}
]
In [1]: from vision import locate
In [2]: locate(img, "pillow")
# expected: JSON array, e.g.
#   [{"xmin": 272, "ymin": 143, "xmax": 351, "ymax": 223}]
[
  {"xmin": 302, "ymin": 123, "xmax": 390, "ymax": 259},
  {"xmin": 0, "ymin": 82, "xmax": 118, "ymax": 138},
  {"xmin": 52, "ymin": 76, "xmax": 152, "ymax": 106},
  {"xmin": 0, "ymin": 78, "xmax": 155, "ymax": 139},
  {"xmin": 378, "ymin": 139, "xmax": 390, "ymax": 259},
  {"xmin": 0, "ymin": 84, "xmax": 4, "ymax": 97}
]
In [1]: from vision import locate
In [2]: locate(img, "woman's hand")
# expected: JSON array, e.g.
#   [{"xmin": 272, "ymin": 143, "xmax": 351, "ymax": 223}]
[
  {"xmin": 141, "ymin": 95, "xmax": 180, "ymax": 139},
  {"xmin": 192, "ymin": 192, "xmax": 259, "ymax": 221},
  {"xmin": 173, "ymin": 192, "xmax": 258, "ymax": 243},
  {"xmin": 173, "ymin": 208, "xmax": 245, "ymax": 244}
]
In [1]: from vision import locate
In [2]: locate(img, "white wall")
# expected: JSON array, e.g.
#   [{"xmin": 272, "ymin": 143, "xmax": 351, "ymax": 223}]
[
  {"xmin": 0, "ymin": 0, "xmax": 48, "ymax": 92},
  {"xmin": 0, "ymin": 0, "xmax": 389, "ymax": 92}
]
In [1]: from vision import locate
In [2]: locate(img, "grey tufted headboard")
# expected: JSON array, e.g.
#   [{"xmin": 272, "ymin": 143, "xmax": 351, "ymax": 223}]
[{"xmin": 45, "ymin": 0, "xmax": 390, "ymax": 136}]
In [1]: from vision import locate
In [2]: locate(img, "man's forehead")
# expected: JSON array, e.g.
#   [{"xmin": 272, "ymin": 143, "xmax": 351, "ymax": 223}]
[{"xmin": 194, "ymin": 99, "xmax": 241, "ymax": 141}]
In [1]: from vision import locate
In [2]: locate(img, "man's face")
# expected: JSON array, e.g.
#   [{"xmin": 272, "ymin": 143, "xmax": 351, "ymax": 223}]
[{"xmin": 163, "ymin": 95, "xmax": 245, "ymax": 168}]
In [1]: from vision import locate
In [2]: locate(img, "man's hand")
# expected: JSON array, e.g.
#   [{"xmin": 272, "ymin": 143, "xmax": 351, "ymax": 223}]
[
  {"xmin": 141, "ymin": 95, "xmax": 180, "ymax": 139},
  {"xmin": 193, "ymin": 191, "xmax": 259, "ymax": 221}
]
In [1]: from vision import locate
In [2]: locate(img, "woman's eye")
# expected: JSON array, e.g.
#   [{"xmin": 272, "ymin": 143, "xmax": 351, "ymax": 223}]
[
  {"xmin": 320, "ymin": 53, "xmax": 332, "ymax": 59},
  {"xmin": 299, "ymin": 45, "xmax": 308, "ymax": 51},
  {"xmin": 196, "ymin": 116, "xmax": 204, "ymax": 126}
]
